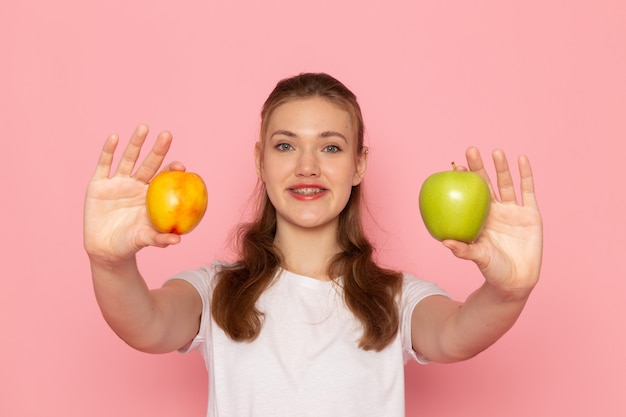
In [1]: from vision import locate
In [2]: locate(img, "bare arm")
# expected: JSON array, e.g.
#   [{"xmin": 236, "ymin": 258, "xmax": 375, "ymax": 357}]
[
  {"xmin": 412, "ymin": 148, "xmax": 543, "ymax": 363},
  {"xmin": 84, "ymin": 125, "xmax": 201, "ymax": 353}
]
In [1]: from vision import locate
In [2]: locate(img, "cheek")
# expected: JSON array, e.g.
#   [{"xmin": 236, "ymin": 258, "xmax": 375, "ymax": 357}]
[
  {"xmin": 261, "ymin": 156, "xmax": 290, "ymax": 188},
  {"xmin": 352, "ymin": 171, "xmax": 364, "ymax": 186},
  {"xmin": 338, "ymin": 164, "xmax": 359, "ymax": 185},
  {"xmin": 331, "ymin": 166, "xmax": 359, "ymax": 197}
]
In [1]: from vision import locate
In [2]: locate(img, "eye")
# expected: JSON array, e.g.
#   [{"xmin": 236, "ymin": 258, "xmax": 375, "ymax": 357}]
[
  {"xmin": 323, "ymin": 144, "xmax": 341, "ymax": 153},
  {"xmin": 276, "ymin": 143, "xmax": 294, "ymax": 152}
]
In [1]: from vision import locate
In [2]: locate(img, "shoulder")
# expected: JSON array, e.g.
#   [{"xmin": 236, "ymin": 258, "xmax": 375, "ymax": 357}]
[
  {"xmin": 165, "ymin": 260, "xmax": 232, "ymax": 298},
  {"xmin": 399, "ymin": 272, "xmax": 448, "ymax": 304}
]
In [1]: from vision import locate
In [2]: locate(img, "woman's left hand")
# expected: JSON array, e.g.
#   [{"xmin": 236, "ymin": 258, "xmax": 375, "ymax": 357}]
[{"xmin": 443, "ymin": 147, "xmax": 543, "ymax": 297}]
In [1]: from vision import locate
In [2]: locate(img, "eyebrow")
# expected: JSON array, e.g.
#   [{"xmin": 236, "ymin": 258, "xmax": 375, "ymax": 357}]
[
  {"xmin": 270, "ymin": 130, "xmax": 296, "ymax": 139},
  {"xmin": 270, "ymin": 129, "xmax": 348, "ymax": 143}
]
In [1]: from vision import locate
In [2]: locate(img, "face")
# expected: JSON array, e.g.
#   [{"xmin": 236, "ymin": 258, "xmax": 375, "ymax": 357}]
[{"xmin": 255, "ymin": 97, "xmax": 367, "ymax": 232}]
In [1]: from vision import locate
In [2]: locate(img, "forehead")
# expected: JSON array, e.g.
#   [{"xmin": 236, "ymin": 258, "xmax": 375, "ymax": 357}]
[{"xmin": 266, "ymin": 97, "xmax": 354, "ymax": 136}]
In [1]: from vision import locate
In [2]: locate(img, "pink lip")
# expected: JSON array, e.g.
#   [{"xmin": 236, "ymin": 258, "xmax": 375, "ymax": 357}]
[{"xmin": 288, "ymin": 183, "xmax": 328, "ymax": 201}]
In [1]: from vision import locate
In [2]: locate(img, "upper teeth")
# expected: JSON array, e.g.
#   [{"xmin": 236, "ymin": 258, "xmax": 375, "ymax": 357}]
[{"xmin": 293, "ymin": 188, "xmax": 324, "ymax": 195}]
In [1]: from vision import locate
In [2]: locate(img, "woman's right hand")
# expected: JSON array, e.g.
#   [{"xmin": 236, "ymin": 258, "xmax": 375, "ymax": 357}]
[{"xmin": 83, "ymin": 124, "xmax": 183, "ymax": 263}]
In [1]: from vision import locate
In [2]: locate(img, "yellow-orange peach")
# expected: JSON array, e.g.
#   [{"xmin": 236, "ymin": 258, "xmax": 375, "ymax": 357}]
[{"xmin": 146, "ymin": 171, "xmax": 208, "ymax": 235}]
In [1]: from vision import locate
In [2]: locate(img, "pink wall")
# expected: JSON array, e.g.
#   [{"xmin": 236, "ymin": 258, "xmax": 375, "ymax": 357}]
[{"xmin": 2, "ymin": 1, "xmax": 625, "ymax": 416}]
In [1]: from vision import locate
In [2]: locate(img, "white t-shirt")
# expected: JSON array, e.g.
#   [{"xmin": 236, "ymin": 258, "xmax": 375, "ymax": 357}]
[{"xmin": 169, "ymin": 263, "xmax": 447, "ymax": 417}]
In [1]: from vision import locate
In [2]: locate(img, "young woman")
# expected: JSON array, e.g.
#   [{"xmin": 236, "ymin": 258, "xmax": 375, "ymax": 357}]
[{"xmin": 84, "ymin": 73, "xmax": 543, "ymax": 416}]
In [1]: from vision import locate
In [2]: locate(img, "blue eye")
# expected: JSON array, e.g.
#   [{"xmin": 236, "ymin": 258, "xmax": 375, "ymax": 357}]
[
  {"xmin": 276, "ymin": 143, "xmax": 293, "ymax": 151},
  {"xmin": 324, "ymin": 145, "xmax": 341, "ymax": 153}
]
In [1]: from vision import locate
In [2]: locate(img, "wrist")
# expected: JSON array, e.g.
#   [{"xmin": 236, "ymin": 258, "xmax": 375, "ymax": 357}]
[
  {"xmin": 88, "ymin": 252, "xmax": 138, "ymax": 271},
  {"xmin": 480, "ymin": 280, "xmax": 534, "ymax": 304}
]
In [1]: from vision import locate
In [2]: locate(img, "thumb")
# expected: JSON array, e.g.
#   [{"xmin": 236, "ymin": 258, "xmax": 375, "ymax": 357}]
[
  {"xmin": 138, "ymin": 228, "xmax": 183, "ymax": 250},
  {"xmin": 442, "ymin": 239, "xmax": 473, "ymax": 260},
  {"xmin": 152, "ymin": 232, "xmax": 183, "ymax": 248},
  {"xmin": 442, "ymin": 239, "xmax": 491, "ymax": 272}
]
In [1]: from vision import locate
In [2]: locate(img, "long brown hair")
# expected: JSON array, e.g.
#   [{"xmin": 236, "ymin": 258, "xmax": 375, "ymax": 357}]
[{"xmin": 211, "ymin": 73, "xmax": 403, "ymax": 351}]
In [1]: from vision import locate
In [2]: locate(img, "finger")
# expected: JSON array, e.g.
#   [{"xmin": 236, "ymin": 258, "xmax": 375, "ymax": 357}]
[
  {"xmin": 493, "ymin": 149, "xmax": 518, "ymax": 204},
  {"xmin": 162, "ymin": 161, "xmax": 187, "ymax": 172},
  {"xmin": 115, "ymin": 124, "xmax": 150, "ymax": 176},
  {"xmin": 465, "ymin": 147, "xmax": 496, "ymax": 199},
  {"xmin": 92, "ymin": 133, "xmax": 119, "ymax": 180},
  {"xmin": 518, "ymin": 154, "xmax": 538, "ymax": 208},
  {"xmin": 132, "ymin": 130, "xmax": 174, "ymax": 183}
]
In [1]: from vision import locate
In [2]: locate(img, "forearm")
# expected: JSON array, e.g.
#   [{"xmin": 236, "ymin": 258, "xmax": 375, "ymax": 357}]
[
  {"xmin": 90, "ymin": 255, "xmax": 165, "ymax": 351},
  {"xmin": 440, "ymin": 282, "xmax": 531, "ymax": 361}
]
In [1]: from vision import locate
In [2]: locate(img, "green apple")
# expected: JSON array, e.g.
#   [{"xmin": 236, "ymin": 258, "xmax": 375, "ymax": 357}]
[{"xmin": 418, "ymin": 162, "xmax": 491, "ymax": 243}]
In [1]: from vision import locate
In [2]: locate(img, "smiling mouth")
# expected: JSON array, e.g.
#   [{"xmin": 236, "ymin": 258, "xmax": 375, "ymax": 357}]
[{"xmin": 289, "ymin": 187, "xmax": 327, "ymax": 195}]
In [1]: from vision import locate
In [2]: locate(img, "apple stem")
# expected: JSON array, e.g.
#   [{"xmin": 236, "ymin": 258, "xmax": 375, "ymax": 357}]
[{"xmin": 451, "ymin": 161, "xmax": 457, "ymax": 171}]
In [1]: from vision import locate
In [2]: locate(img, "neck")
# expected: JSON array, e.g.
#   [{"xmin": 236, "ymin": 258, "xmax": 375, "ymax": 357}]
[{"xmin": 273, "ymin": 221, "xmax": 341, "ymax": 281}]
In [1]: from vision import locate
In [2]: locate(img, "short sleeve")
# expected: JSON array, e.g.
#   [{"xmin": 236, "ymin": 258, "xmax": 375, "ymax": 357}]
[{"xmin": 399, "ymin": 273, "xmax": 449, "ymax": 364}]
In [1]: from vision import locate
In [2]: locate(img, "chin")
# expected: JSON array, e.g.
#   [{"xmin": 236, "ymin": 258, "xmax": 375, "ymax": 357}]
[{"xmin": 279, "ymin": 215, "xmax": 338, "ymax": 231}]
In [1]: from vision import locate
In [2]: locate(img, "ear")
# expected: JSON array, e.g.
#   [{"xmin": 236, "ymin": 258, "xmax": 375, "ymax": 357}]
[
  {"xmin": 352, "ymin": 146, "xmax": 368, "ymax": 186},
  {"xmin": 254, "ymin": 141, "xmax": 264, "ymax": 182}
]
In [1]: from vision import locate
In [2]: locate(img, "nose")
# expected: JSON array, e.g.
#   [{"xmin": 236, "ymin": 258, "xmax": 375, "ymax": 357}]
[{"xmin": 295, "ymin": 149, "xmax": 320, "ymax": 177}]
